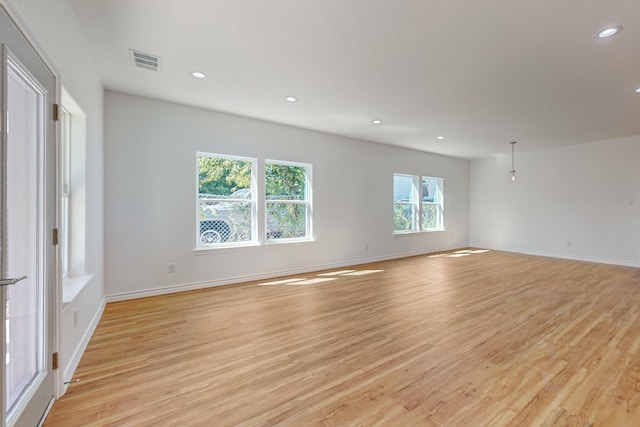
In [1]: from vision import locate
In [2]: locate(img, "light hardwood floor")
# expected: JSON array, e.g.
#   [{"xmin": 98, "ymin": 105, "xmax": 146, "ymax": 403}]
[{"xmin": 44, "ymin": 249, "xmax": 640, "ymax": 426}]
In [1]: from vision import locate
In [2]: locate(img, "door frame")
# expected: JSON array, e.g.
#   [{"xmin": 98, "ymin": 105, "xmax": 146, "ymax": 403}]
[{"xmin": 0, "ymin": 1, "xmax": 61, "ymax": 426}]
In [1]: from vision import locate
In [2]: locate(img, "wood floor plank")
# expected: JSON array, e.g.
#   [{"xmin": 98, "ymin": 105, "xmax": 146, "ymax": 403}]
[{"xmin": 44, "ymin": 250, "xmax": 640, "ymax": 426}]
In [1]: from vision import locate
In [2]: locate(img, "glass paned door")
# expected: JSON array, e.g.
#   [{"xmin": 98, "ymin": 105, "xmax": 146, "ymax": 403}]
[
  {"xmin": 1, "ymin": 4, "xmax": 58, "ymax": 425},
  {"xmin": 5, "ymin": 54, "xmax": 46, "ymax": 421}
]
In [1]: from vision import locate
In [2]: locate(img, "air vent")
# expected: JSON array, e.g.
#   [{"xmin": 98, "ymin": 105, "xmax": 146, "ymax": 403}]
[{"xmin": 129, "ymin": 49, "xmax": 161, "ymax": 72}]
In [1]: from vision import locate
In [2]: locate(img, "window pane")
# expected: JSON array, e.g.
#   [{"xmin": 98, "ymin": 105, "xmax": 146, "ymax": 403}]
[
  {"xmin": 394, "ymin": 203, "xmax": 415, "ymax": 231},
  {"xmin": 421, "ymin": 203, "xmax": 439, "ymax": 230},
  {"xmin": 6, "ymin": 59, "xmax": 45, "ymax": 413},
  {"xmin": 197, "ymin": 154, "xmax": 255, "ymax": 246},
  {"xmin": 265, "ymin": 161, "xmax": 310, "ymax": 241},
  {"xmin": 61, "ymin": 196, "xmax": 69, "ymax": 275},
  {"xmin": 62, "ymin": 108, "xmax": 71, "ymax": 194},
  {"xmin": 394, "ymin": 174, "xmax": 418, "ymax": 232},
  {"xmin": 421, "ymin": 176, "xmax": 444, "ymax": 231},
  {"xmin": 394, "ymin": 175, "xmax": 415, "ymax": 202},
  {"xmin": 198, "ymin": 157, "xmax": 252, "ymax": 197},
  {"xmin": 422, "ymin": 177, "xmax": 437, "ymax": 202},
  {"xmin": 265, "ymin": 163, "xmax": 306, "ymax": 200},
  {"xmin": 266, "ymin": 203, "xmax": 306, "ymax": 239},
  {"xmin": 199, "ymin": 200, "xmax": 252, "ymax": 244},
  {"xmin": 61, "ymin": 108, "xmax": 71, "ymax": 277}
]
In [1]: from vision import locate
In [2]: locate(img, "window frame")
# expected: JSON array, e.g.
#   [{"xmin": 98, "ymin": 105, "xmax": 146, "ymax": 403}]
[
  {"xmin": 60, "ymin": 106, "xmax": 71, "ymax": 277},
  {"xmin": 393, "ymin": 173, "xmax": 444, "ymax": 235},
  {"xmin": 393, "ymin": 174, "xmax": 419, "ymax": 233},
  {"xmin": 264, "ymin": 159, "xmax": 312, "ymax": 243},
  {"xmin": 60, "ymin": 87, "xmax": 93, "ymax": 307},
  {"xmin": 196, "ymin": 152, "xmax": 258, "ymax": 248},
  {"xmin": 421, "ymin": 176, "xmax": 444, "ymax": 232}
]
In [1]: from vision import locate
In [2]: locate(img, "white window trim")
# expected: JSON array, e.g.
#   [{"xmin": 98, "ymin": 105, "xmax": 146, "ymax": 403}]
[
  {"xmin": 393, "ymin": 174, "xmax": 445, "ymax": 235},
  {"xmin": 60, "ymin": 106, "xmax": 71, "ymax": 277},
  {"xmin": 60, "ymin": 87, "xmax": 91, "ymax": 304},
  {"xmin": 421, "ymin": 176, "xmax": 445, "ymax": 232},
  {"xmin": 195, "ymin": 152, "xmax": 258, "ymax": 249},
  {"xmin": 62, "ymin": 274, "xmax": 94, "ymax": 310},
  {"xmin": 195, "ymin": 155, "xmax": 313, "ymax": 250},
  {"xmin": 393, "ymin": 174, "xmax": 419, "ymax": 234},
  {"xmin": 264, "ymin": 159, "xmax": 313, "ymax": 243}
]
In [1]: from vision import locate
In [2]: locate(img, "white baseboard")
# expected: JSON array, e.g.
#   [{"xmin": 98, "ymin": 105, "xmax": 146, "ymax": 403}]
[
  {"xmin": 37, "ymin": 397, "xmax": 55, "ymax": 427},
  {"xmin": 61, "ymin": 297, "xmax": 106, "ymax": 394},
  {"xmin": 106, "ymin": 245, "xmax": 462, "ymax": 302},
  {"xmin": 474, "ymin": 244, "xmax": 640, "ymax": 268}
]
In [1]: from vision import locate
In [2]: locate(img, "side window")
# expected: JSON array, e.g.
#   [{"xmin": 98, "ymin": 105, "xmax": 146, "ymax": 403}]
[
  {"xmin": 393, "ymin": 174, "xmax": 418, "ymax": 232},
  {"xmin": 61, "ymin": 107, "xmax": 71, "ymax": 276},
  {"xmin": 421, "ymin": 177, "xmax": 444, "ymax": 231},
  {"xmin": 265, "ymin": 161, "xmax": 312, "ymax": 241},
  {"xmin": 394, "ymin": 174, "xmax": 445, "ymax": 233},
  {"xmin": 197, "ymin": 153, "xmax": 256, "ymax": 246},
  {"xmin": 60, "ymin": 87, "xmax": 92, "ymax": 305}
]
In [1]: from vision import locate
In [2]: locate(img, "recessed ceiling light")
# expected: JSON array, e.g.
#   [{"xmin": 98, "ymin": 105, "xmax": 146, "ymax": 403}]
[
  {"xmin": 192, "ymin": 72, "xmax": 205, "ymax": 79},
  {"xmin": 285, "ymin": 96, "xmax": 297, "ymax": 102},
  {"xmin": 436, "ymin": 136, "xmax": 445, "ymax": 140},
  {"xmin": 372, "ymin": 119, "xmax": 382, "ymax": 124},
  {"xmin": 597, "ymin": 26, "xmax": 622, "ymax": 39},
  {"xmin": 635, "ymin": 87, "xmax": 640, "ymax": 93}
]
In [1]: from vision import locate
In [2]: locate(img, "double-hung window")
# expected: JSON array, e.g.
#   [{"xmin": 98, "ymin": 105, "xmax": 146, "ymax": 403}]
[
  {"xmin": 394, "ymin": 174, "xmax": 444, "ymax": 233},
  {"xmin": 421, "ymin": 176, "xmax": 444, "ymax": 231},
  {"xmin": 265, "ymin": 160, "xmax": 311, "ymax": 241},
  {"xmin": 197, "ymin": 153, "xmax": 256, "ymax": 246},
  {"xmin": 393, "ymin": 174, "xmax": 419, "ymax": 232},
  {"xmin": 60, "ymin": 87, "xmax": 92, "ymax": 306},
  {"xmin": 197, "ymin": 154, "xmax": 312, "ymax": 247},
  {"xmin": 61, "ymin": 107, "xmax": 71, "ymax": 276}
]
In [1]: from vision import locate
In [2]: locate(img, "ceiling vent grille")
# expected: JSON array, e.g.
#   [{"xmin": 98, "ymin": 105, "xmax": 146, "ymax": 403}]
[{"xmin": 129, "ymin": 49, "xmax": 161, "ymax": 72}]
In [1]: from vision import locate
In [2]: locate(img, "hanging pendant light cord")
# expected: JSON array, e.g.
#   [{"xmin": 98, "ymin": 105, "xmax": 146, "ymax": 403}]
[
  {"xmin": 511, "ymin": 142, "xmax": 515, "ymax": 172},
  {"xmin": 510, "ymin": 141, "xmax": 517, "ymax": 181}
]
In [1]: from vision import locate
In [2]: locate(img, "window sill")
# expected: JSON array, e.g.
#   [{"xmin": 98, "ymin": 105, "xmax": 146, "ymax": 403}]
[
  {"xmin": 194, "ymin": 242, "xmax": 259, "ymax": 254},
  {"xmin": 62, "ymin": 274, "xmax": 94, "ymax": 310},
  {"xmin": 394, "ymin": 229, "xmax": 445, "ymax": 236},
  {"xmin": 265, "ymin": 237, "xmax": 314, "ymax": 246},
  {"xmin": 194, "ymin": 238, "xmax": 314, "ymax": 254}
]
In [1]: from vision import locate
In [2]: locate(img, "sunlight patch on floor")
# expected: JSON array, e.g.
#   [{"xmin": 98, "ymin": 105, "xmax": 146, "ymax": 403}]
[
  {"xmin": 341, "ymin": 270, "xmax": 385, "ymax": 276},
  {"xmin": 286, "ymin": 278, "xmax": 338, "ymax": 285},
  {"xmin": 317, "ymin": 270, "xmax": 357, "ymax": 276},
  {"xmin": 256, "ymin": 268, "xmax": 385, "ymax": 286},
  {"xmin": 429, "ymin": 249, "xmax": 491, "ymax": 258},
  {"xmin": 257, "ymin": 278, "xmax": 307, "ymax": 286}
]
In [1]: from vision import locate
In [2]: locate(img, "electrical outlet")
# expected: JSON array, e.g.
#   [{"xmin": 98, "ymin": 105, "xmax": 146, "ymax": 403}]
[
  {"xmin": 73, "ymin": 309, "xmax": 78, "ymax": 327},
  {"xmin": 364, "ymin": 244, "xmax": 369, "ymax": 251},
  {"xmin": 566, "ymin": 241, "xmax": 572, "ymax": 248},
  {"xmin": 168, "ymin": 263, "xmax": 175, "ymax": 273}
]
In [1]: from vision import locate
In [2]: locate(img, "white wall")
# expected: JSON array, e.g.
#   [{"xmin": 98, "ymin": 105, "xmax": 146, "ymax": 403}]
[
  {"xmin": 5, "ymin": 0, "xmax": 636, "ymax": 405},
  {"xmin": 7, "ymin": 0, "xmax": 105, "ymax": 388},
  {"xmin": 470, "ymin": 136, "xmax": 640, "ymax": 267},
  {"xmin": 105, "ymin": 91, "xmax": 469, "ymax": 298}
]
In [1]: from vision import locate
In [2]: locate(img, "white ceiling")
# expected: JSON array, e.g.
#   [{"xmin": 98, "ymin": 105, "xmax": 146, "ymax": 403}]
[{"xmin": 69, "ymin": 0, "xmax": 640, "ymax": 159}]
